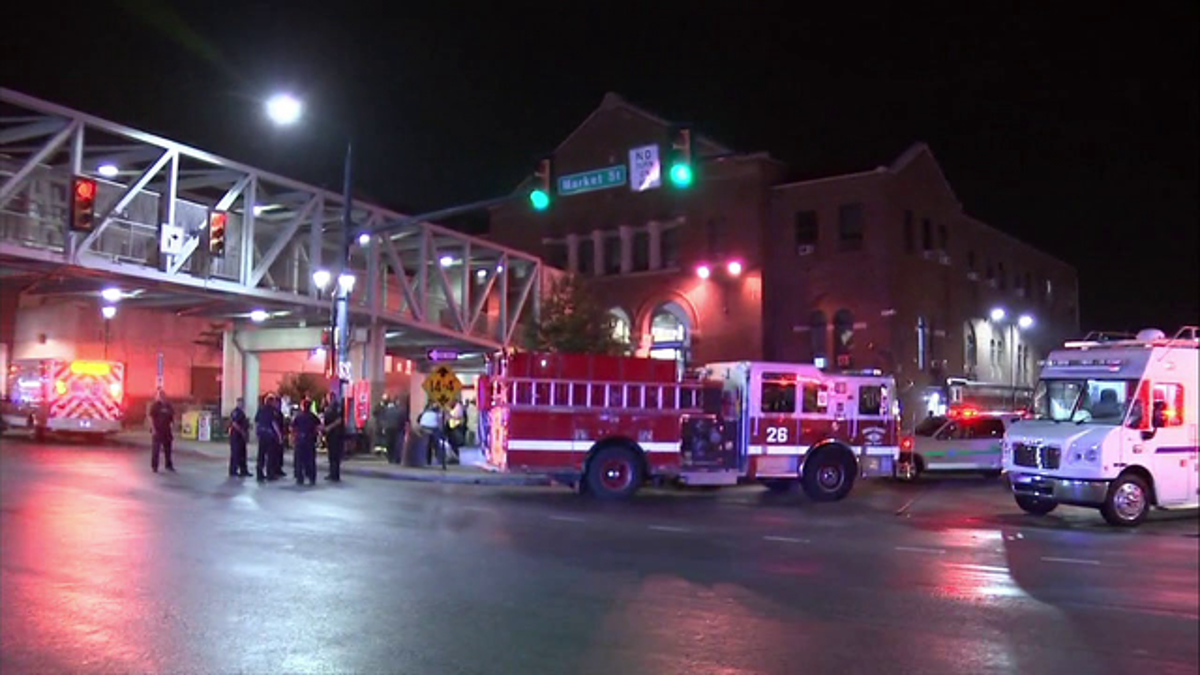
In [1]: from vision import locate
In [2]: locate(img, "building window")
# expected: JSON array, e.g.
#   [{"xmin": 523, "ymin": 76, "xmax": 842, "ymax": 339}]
[
  {"xmin": 609, "ymin": 307, "xmax": 632, "ymax": 351},
  {"xmin": 546, "ymin": 242, "xmax": 567, "ymax": 270},
  {"xmin": 903, "ymin": 211, "xmax": 915, "ymax": 254},
  {"xmin": 1024, "ymin": 272, "xmax": 1032, "ymax": 297},
  {"xmin": 837, "ymin": 204, "xmax": 864, "ymax": 252},
  {"xmin": 964, "ymin": 323, "xmax": 978, "ymax": 377},
  {"xmin": 938, "ymin": 223, "xmax": 949, "ymax": 252},
  {"xmin": 632, "ymin": 231, "xmax": 650, "ymax": 272},
  {"xmin": 967, "ymin": 249, "xmax": 976, "ymax": 272},
  {"xmin": 795, "ymin": 210, "xmax": 818, "ymax": 250},
  {"xmin": 986, "ymin": 263, "xmax": 994, "ymax": 284},
  {"xmin": 833, "ymin": 309, "xmax": 854, "ymax": 368},
  {"xmin": 649, "ymin": 302, "xmax": 690, "ymax": 366},
  {"xmin": 810, "ymin": 311, "xmax": 827, "ymax": 367},
  {"xmin": 997, "ymin": 262, "xmax": 1007, "ymax": 290},
  {"xmin": 916, "ymin": 316, "xmax": 928, "ymax": 371},
  {"xmin": 921, "ymin": 218, "xmax": 933, "ymax": 251},
  {"xmin": 1045, "ymin": 278, "xmax": 1053, "ymax": 305},
  {"xmin": 660, "ymin": 227, "xmax": 679, "ymax": 269},
  {"xmin": 578, "ymin": 238, "xmax": 595, "ymax": 276},
  {"xmin": 603, "ymin": 235, "xmax": 621, "ymax": 276}
]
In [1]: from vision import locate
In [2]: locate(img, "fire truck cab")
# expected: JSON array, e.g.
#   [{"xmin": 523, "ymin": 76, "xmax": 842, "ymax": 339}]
[
  {"xmin": 482, "ymin": 352, "xmax": 898, "ymax": 502},
  {"xmin": 3, "ymin": 358, "xmax": 126, "ymax": 440},
  {"xmin": 1004, "ymin": 327, "xmax": 1199, "ymax": 526}
]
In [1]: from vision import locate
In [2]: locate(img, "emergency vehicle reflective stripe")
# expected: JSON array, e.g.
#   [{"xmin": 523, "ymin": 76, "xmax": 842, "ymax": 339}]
[
  {"xmin": 862, "ymin": 446, "xmax": 900, "ymax": 456},
  {"xmin": 507, "ymin": 439, "xmax": 680, "ymax": 453},
  {"xmin": 752, "ymin": 445, "xmax": 809, "ymax": 455},
  {"xmin": 49, "ymin": 361, "xmax": 124, "ymax": 421}
]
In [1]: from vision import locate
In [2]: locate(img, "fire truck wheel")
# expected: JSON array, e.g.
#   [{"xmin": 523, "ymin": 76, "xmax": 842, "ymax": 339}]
[
  {"xmin": 585, "ymin": 445, "xmax": 644, "ymax": 501},
  {"xmin": 1101, "ymin": 473, "xmax": 1150, "ymax": 527},
  {"xmin": 1014, "ymin": 494, "xmax": 1057, "ymax": 516},
  {"xmin": 801, "ymin": 447, "xmax": 856, "ymax": 502}
]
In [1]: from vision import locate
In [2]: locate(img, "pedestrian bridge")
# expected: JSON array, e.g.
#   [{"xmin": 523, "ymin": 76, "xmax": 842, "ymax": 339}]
[{"xmin": 0, "ymin": 88, "xmax": 549, "ymax": 361}]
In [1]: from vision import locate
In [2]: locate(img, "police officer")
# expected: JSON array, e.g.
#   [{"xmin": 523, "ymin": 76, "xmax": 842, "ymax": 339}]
[
  {"xmin": 268, "ymin": 395, "xmax": 286, "ymax": 479},
  {"xmin": 255, "ymin": 394, "xmax": 282, "ymax": 482},
  {"xmin": 228, "ymin": 397, "xmax": 251, "ymax": 477},
  {"xmin": 322, "ymin": 391, "xmax": 345, "ymax": 482},
  {"xmin": 149, "ymin": 389, "xmax": 175, "ymax": 473},
  {"xmin": 291, "ymin": 397, "xmax": 320, "ymax": 486}
]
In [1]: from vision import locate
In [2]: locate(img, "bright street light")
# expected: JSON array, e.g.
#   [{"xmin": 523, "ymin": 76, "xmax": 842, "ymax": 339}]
[
  {"xmin": 475, "ymin": 269, "xmax": 487, "ymax": 280},
  {"xmin": 696, "ymin": 264, "xmax": 711, "ymax": 279},
  {"xmin": 312, "ymin": 269, "xmax": 331, "ymax": 290},
  {"xmin": 265, "ymin": 93, "xmax": 303, "ymax": 126},
  {"xmin": 249, "ymin": 309, "xmax": 269, "ymax": 323},
  {"xmin": 357, "ymin": 232, "xmax": 371, "ymax": 246},
  {"xmin": 1018, "ymin": 314, "xmax": 1034, "ymax": 330},
  {"xmin": 101, "ymin": 287, "xmax": 122, "ymax": 303},
  {"xmin": 101, "ymin": 305, "xmax": 117, "ymax": 320},
  {"xmin": 97, "ymin": 163, "xmax": 119, "ymax": 178},
  {"xmin": 989, "ymin": 307, "xmax": 1006, "ymax": 322},
  {"xmin": 439, "ymin": 255, "xmax": 454, "ymax": 268},
  {"xmin": 338, "ymin": 273, "xmax": 356, "ymax": 292},
  {"xmin": 726, "ymin": 260, "xmax": 743, "ymax": 276}
]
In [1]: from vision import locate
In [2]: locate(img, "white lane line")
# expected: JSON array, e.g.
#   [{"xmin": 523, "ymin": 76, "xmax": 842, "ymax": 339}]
[
  {"xmin": 943, "ymin": 563, "xmax": 1011, "ymax": 574},
  {"xmin": 1041, "ymin": 556, "xmax": 1101, "ymax": 566},
  {"xmin": 547, "ymin": 514, "xmax": 587, "ymax": 523},
  {"xmin": 648, "ymin": 525, "xmax": 690, "ymax": 533},
  {"xmin": 460, "ymin": 505, "xmax": 491, "ymax": 512},
  {"xmin": 763, "ymin": 535, "xmax": 810, "ymax": 544},
  {"xmin": 895, "ymin": 546, "xmax": 946, "ymax": 555}
]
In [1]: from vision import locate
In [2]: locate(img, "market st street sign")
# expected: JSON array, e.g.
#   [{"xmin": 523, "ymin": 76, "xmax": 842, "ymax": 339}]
[{"xmin": 557, "ymin": 165, "xmax": 627, "ymax": 196}]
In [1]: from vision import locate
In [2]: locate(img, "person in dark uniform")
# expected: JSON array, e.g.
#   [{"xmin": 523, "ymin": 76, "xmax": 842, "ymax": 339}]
[
  {"xmin": 228, "ymin": 397, "xmax": 251, "ymax": 477},
  {"xmin": 149, "ymin": 389, "xmax": 175, "ymax": 473},
  {"xmin": 322, "ymin": 391, "xmax": 345, "ymax": 482},
  {"xmin": 268, "ymin": 396, "xmax": 286, "ymax": 479},
  {"xmin": 255, "ymin": 394, "xmax": 282, "ymax": 482},
  {"xmin": 291, "ymin": 397, "xmax": 320, "ymax": 486}
]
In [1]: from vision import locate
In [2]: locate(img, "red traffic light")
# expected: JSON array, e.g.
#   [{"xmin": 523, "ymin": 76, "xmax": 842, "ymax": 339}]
[
  {"xmin": 70, "ymin": 176, "xmax": 98, "ymax": 233},
  {"xmin": 75, "ymin": 179, "xmax": 96, "ymax": 200}
]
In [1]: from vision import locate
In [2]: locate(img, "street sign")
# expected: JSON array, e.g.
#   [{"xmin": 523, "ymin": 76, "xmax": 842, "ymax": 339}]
[
  {"xmin": 629, "ymin": 144, "xmax": 662, "ymax": 192},
  {"xmin": 423, "ymin": 364, "xmax": 463, "ymax": 409},
  {"xmin": 557, "ymin": 165, "xmax": 627, "ymax": 196},
  {"xmin": 159, "ymin": 223, "xmax": 185, "ymax": 255},
  {"xmin": 155, "ymin": 352, "xmax": 164, "ymax": 389},
  {"xmin": 337, "ymin": 361, "xmax": 352, "ymax": 381},
  {"xmin": 427, "ymin": 348, "xmax": 459, "ymax": 362}
]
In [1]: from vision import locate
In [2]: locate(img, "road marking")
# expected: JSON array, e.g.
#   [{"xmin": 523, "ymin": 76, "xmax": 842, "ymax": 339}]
[
  {"xmin": 895, "ymin": 546, "xmax": 946, "ymax": 555},
  {"xmin": 547, "ymin": 514, "xmax": 587, "ymax": 523},
  {"xmin": 648, "ymin": 525, "xmax": 690, "ymax": 533},
  {"xmin": 943, "ymin": 562, "xmax": 1010, "ymax": 574},
  {"xmin": 1041, "ymin": 556, "xmax": 1101, "ymax": 566},
  {"xmin": 460, "ymin": 505, "xmax": 491, "ymax": 511},
  {"xmin": 763, "ymin": 535, "xmax": 810, "ymax": 544}
]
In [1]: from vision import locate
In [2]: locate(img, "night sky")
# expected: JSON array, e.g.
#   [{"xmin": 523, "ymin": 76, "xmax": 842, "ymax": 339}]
[{"xmin": 3, "ymin": 2, "xmax": 1196, "ymax": 332}]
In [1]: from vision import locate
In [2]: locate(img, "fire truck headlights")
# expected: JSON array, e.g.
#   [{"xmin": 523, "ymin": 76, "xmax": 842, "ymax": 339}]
[{"xmin": 109, "ymin": 382, "xmax": 123, "ymax": 401}]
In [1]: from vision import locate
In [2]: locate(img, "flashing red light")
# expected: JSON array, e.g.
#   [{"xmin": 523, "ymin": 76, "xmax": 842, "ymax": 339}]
[
  {"xmin": 70, "ymin": 176, "xmax": 98, "ymax": 232},
  {"xmin": 901, "ymin": 437, "xmax": 914, "ymax": 452},
  {"xmin": 696, "ymin": 264, "xmax": 711, "ymax": 279},
  {"xmin": 75, "ymin": 180, "xmax": 96, "ymax": 200},
  {"xmin": 726, "ymin": 260, "xmax": 743, "ymax": 276}
]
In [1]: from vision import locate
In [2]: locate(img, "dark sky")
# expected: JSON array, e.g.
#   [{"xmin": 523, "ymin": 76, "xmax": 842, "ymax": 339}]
[{"xmin": 3, "ymin": 2, "xmax": 1196, "ymax": 332}]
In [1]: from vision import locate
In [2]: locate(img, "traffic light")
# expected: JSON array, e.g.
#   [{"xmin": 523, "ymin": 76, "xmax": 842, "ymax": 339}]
[
  {"xmin": 208, "ymin": 210, "xmax": 228, "ymax": 257},
  {"xmin": 70, "ymin": 176, "xmax": 97, "ymax": 232},
  {"xmin": 668, "ymin": 127, "xmax": 694, "ymax": 188},
  {"xmin": 529, "ymin": 158, "xmax": 552, "ymax": 211}
]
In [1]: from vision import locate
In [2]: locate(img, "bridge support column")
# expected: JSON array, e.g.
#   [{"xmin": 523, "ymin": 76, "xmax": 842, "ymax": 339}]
[
  {"xmin": 221, "ymin": 330, "xmax": 244, "ymax": 417},
  {"xmin": 244, "ymin": 353, "xmax": 261, "ymax": 420},
  {"xmin": 364, "ymin": 320, "xmax": 387, "ymax": 411}
]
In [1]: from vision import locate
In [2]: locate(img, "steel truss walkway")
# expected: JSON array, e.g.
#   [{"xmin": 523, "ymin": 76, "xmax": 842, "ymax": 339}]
[{"xmin": 0, "ymin": 88, "xmax": 548, "ymax": 357}]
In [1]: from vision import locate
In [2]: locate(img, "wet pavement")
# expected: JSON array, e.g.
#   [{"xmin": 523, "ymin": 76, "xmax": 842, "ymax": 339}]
[{"xmin": 2, "ymin": 437, "xmax": 1197, "ymax": 675}]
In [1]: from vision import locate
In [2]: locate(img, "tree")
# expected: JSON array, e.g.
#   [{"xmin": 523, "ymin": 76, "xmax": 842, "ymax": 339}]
[
  {"xmin": 530, "ymin": 275, "xmax": 626, "ymax": 355},
  {"xmin": 277, "ymin": 372, "xmax": 328, "ymax": 405}
]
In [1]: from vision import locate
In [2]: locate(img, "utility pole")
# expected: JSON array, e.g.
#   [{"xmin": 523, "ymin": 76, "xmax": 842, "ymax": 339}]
[{"xmin": 332, "ymin": 141, "xmax": 353, "ymax": 399}]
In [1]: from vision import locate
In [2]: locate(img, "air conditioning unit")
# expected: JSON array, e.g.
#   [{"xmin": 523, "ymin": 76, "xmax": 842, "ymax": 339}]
[
  {"xmin": 966, "ymin": 271, "xmax": 979, "ymax": 281},
  {"xmin": 797, "ymin": 245, "xmax": 814, "ymax": 256}
]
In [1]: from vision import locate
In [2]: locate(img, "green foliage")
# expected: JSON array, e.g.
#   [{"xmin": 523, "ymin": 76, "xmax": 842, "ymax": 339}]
[
  {"xmin": 277, "ymin": 372, "xmax": 328, "ymax": 405},
  {"xmin": 531, "ymin": 275, "xmax": 626, "ymax": 355}
]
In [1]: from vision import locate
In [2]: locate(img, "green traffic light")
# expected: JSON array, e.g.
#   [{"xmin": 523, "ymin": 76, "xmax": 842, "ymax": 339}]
[
  {"xmin": 529, "ymin": 189, "xmax": 551, "ymax": 211},
  {"xmin": 669, "ymin": 162, "xmax": 693, "ymax": 188}
]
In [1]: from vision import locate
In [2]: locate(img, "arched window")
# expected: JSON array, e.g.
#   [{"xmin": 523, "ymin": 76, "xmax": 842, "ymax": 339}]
[
  {"xmin": 608, "ymin": 308, "xmax": 632, "ymax": 352},
  {"xmin": 809, "ymin": 310, "xmax": 827, "ymax": 367},
  {"xmin": 649, "ymin": 302, "xmax": 691, "ymax": 366},
  {"xmin": 917, "ymin": 316, "xmax": 928, "ymax": 371},
  {"xmin": 964, "ymin": 322, "xmax": 978, "ymax": 377},
  {"xmin": 833, "ymin": 309, "xmax": 854, "ymax": 369}
]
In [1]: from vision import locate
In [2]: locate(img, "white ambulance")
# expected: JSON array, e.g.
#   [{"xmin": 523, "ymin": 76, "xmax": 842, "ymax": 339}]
[{"xmin": 1004, "ymin": 327, "xmax": 1199, "ymax": 526}]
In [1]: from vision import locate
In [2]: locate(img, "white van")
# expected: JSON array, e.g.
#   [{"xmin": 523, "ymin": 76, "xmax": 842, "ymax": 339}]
[{"xmin": 1004, "ymin": 328, "xmax": 1199, "ymax": 526}]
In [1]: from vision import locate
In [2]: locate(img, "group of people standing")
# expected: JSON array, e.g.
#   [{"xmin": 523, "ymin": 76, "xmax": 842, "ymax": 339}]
[{"xmin": 227, "ymin": 391, "xmax": 345, "ymax": 485}]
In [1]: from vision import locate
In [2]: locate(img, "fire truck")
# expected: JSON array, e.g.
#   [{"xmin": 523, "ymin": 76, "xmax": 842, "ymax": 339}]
[
  {"xmin": 2, "ymin": 358, "xmax": 126, "ymax": 440},
  {"xmin": 481, "ymin": 352, "xmax": 900, "ymax": 500}
]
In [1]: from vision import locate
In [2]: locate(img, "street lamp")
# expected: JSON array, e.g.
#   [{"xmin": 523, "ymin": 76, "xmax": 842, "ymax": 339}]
[
  {"xmin": 101, "ymin": 305, "xmax": 116, "ymax": 358},
  {"xmin": 1018, "ymin": 314, "xmax": 1034, "ymax": 330},
  {"xmin": 267, "ymin": 91, "xmax": 354, "ymax": 398},
  {"xmin": 97, "ymin": 163, "xmax": 119, "ymax": 178},
  {"xmin": 989, "ymin": 307, "xmax": 1006, "ymax": 322},
  {"xmin": 101, "ymin": 287, "xmax": 122, "ymax": 303},
  {"xmin": 312, "ymin": 268, "xmax": 331, "ymax": 291},
  {"xmin": 250, "ymin": 309, "xmax": 269, "ymax": 323},
  {"xmin": 989, "ymin": 308, "xmax": 1034, "ymax": 408}
]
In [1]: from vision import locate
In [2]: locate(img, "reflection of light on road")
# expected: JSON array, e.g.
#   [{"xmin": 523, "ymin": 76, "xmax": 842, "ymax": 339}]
[
  {"xmin": 3, "ymin": 464, "xmax": 158, "ymax": 672},
  {"xmin": 934, "ymin": 562, "xmax": 1029, "ymax": 600}
]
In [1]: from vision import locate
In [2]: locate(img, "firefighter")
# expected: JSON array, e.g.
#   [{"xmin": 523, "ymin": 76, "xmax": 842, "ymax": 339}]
[
  {"xmin": 255, "ymin": 394, "xmax": 282, "ymax": 482},
  {"xmin": 268, "ymin": 395, "xmax": 286, "ymax": 479},
  {"xmin": 291, "ymin": 397, "xmax": 320, "ymax": 486},
  {"xmin": 322, "ymin": 391, "xmax": 345, "ymax": 482},
  {"xmin": 228, "ymin": 397, "xmax": 251, "ymax": 478},
  {"xmin": 149, "ymin": 389, "xmax": 175, "ymax": 473}
]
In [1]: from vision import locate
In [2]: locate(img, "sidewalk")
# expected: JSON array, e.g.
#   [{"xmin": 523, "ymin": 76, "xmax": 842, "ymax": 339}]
[{"xmin": 111, "ymin": 431, "xmax": 549, "ymax": 487}]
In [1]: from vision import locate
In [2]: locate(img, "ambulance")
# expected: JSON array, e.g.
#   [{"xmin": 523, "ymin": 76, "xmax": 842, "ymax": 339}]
[
  {"xmin": 2, "ymin": 358, "xmax": 126, "ymax": 439},
  {"xmin": 1004, "ymin": 327, "xmax": 1199, "ymax": 526}
]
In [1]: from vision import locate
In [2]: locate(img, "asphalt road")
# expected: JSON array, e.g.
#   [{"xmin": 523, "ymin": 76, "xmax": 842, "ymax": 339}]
[{"xmin": 2, "ymin": 438, "xmax": 1197, "ymax": 675}]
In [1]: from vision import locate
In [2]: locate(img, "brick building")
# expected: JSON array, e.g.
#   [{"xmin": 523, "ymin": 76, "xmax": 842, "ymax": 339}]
[{"xmin": 488, "ymin": 93, "xmax": 1079, "ymax": 425}]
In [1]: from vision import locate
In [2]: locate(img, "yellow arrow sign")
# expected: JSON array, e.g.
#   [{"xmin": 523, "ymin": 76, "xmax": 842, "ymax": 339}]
[{"xmin": 422, "ymin": 364, "xmax": 463, "ymax": 409}]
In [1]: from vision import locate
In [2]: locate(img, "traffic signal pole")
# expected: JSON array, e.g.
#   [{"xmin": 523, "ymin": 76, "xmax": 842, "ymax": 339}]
[{"xmin": 332, "ymin": 141, "xmax": 353, "ymax": 399}]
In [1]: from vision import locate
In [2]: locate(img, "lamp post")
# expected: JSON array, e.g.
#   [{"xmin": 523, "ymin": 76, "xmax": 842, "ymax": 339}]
[{"xmin": 266, "ymin": 93, "xmax": 355, "ymax": 399}]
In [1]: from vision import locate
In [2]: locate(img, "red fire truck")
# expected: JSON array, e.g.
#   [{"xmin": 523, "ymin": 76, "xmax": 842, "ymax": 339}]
[
  {"xmin": 481, "ymin": 352, "xmax": 900, "ymax": 501},
  {"xmin": 2, "ymin": 358, "xmax": 126, "ymax": 440}
]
